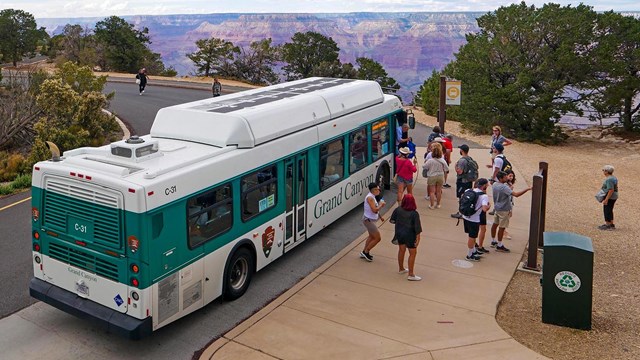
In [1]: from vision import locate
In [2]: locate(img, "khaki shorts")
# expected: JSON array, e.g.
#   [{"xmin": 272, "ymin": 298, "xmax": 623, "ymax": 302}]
[
  {"xmin": 427, "ymin": 174, "xmax": 444, "ymax": 186},
  {"xmin": 493, "ymin": 210, "xmax": 510, "ymax": 228}
]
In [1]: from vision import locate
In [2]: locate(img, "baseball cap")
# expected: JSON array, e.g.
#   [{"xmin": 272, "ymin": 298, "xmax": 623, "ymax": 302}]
[
  {"xmin": 493, "ymin": 143, "xmax": 504, "ymax": 152},
  {"xmin": 458, "ymin": 144, "xmax": 470, "ymax": 152}
]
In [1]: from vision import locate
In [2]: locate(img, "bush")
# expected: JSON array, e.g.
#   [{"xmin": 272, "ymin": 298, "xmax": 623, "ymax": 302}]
[
  {"xmin": 0, "ymin": 151, "xmax": 26, "ymax": 182},
  {"xmin": 0, "ymin": 173, "xmax": 31, "ymax": 196}
]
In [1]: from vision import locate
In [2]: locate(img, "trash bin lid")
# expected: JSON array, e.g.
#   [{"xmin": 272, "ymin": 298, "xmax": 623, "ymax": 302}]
[{"xmin": 544, "ymin": 232, "xmax": 593, "ymax": 252}]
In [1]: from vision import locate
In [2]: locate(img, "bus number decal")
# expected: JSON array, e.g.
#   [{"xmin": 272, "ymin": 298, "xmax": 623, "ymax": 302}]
[
  {"xmin": 165, "ymin": 186, "xmax": 177, "ymax": 195},
  {"xmin": 75, "ymin": 223, "xmax": 88, "ymax": 233}
]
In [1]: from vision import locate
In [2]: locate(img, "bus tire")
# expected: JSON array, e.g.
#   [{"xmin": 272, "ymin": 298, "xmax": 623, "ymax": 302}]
[
  {"xmin": 376, "ymin": 162, "xmax": 391, "ymax": 191},
  {"xmin": 223, "ymin": 247, "xmax": 254, "ymax": 301}
]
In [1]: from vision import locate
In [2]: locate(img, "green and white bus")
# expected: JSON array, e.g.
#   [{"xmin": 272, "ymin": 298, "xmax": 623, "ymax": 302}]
[{"xmin": 29, "ymin": 77, "xmax": 410, "ymax": 339}]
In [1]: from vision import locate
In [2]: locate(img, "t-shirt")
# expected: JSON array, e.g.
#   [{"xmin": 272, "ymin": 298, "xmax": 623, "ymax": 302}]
[
  {"xmin": 442, "ymin": 138, "xmax": 453, "ymax": 152},
  {"xmin": 492, "ymin": 182, "xmax": 513, "ymax": 212},
  {"xmin": 456, "ymin": 157, "xmax": 468, "ymax": 181},
  {"xmin": 602, "ymin": 176, "xmax": 619, "ymax": 200},
  {"xmin": 427, "ymin": 131, "xmax": 441, "ymax": 143},
  {"xmin": 492, "ymin": 156, "xmax": 504, "ymax": 179},
  {"xmin": 462, "ymin": 189, "xmax": 489, "ymax": 223},
  {"xmin": 390, "ymin": 208, "xmax": 422, "ymax": 242},
  {"xmin": 423, "ymin": 158, "xmax": 448, "ymax": 177},
  {"xmin": 491, "ymin": 134, "xmax": 507, "ymax": 150}
]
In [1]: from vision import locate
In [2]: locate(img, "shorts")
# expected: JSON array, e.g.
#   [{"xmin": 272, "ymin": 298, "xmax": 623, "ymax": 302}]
[
  {"xmin": 396, "ymin": 176, "xmax": 413, "ymax": 185},
  {"xmin": 397, "ymin": 235, "xmax": 416, "ymax": 249},
  {"xmin": 363, "ymin": 217, "xmax": 380, "ymax": 234},
  {"xmin": 463, "ymin": 219, "xmax": 480, "ymax": 238},
  {"xmin": 427, "ymin": 175, "xmax": 444, "ymax": 186},
  {"xmin": 479, "ymin": 211, "xmax": 487, "ymax": 226},
  {"xmin": 493, "ymin": 211, "xmax": 510, "ymax": 228}
]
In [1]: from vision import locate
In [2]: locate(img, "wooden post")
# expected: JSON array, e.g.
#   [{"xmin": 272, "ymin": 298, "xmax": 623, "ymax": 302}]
[
  {"xmin": 438, "ymin": 76, "xmax": 446, "ymax": 133},
  {"xmin": 525, "ymin": 174, "xmax": 543, "ymax": 271},
  {"xmin": 538, "ymin": 162, "xmax": 548, "ymax": 248}
]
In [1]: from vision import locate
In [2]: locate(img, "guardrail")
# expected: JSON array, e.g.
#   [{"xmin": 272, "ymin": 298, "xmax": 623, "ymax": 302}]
[{"xmin": 523, "ymin": 161, "xmax": 548, "ymax": 271}]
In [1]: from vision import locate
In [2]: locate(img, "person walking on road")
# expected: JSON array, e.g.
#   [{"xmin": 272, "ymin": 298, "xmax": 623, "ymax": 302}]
[
  {"xmin": 490, "ymin": 171, "xmax": 532, "ymax": 252},
  {"xmin": 360, "ymin": 183, "xmax": 386, "ymax": 262},
  {"xmin": 462, "ymin": 178, "xmax": 491, "ymax": 261},
  {"xmin": 212, "ymin": 77, "xmax": 222, "ymax": 97},
  {"xmin": 135, "ymin": 68, "xmax": 148, "ymax": 95},
  {"xmin": 390, "ymin": 194, "xmax": 422, "ymax": 281},
  {"xmin": 598, "ymin": 165, "xmax": 618, "ymax": 230}
]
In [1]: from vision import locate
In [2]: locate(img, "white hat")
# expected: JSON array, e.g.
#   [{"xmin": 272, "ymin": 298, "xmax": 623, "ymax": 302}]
[
  {"xmin": 432, "ymin": 137, "xmax": 445, "ymax": 143},
  {"xmin": 399, "ymin": 147, "xmax": 412, "ymax": 155}
]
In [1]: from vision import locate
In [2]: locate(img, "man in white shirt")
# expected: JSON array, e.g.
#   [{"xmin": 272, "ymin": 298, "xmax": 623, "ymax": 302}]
[{"xmin": 462, "ymin": 178, "xmax": 491, "ymax": 261}]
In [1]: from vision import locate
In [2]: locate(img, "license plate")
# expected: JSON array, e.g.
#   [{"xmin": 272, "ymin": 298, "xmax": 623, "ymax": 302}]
[{"xmin": 76, "ymin": 282, "xmax": 90, "ymax": 297}]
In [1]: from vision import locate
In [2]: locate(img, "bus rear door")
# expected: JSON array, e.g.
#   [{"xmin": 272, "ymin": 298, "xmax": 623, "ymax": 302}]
[{"xmin": 284, "ymin": 153, "xmax": 307, "ymax": 251}]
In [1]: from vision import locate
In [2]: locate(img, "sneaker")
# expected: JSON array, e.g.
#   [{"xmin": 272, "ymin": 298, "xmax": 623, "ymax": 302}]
[
  {"xmin": 476, "ymin": 246, "xmax": 490, "ymax": 253},
  {"xmin": 465, "ymin": 254, "xmax": 481, "ymax": 262},
  {"xmin": 428, "ymin": 205, "xmax": 435, "ymax": 210},
  {"xmin": 451, "ymin": 212, "xmax": 462, "ymax": 219},
  {"xmin": 139, "ymin": 93, "xmax": 143, "ymax": 96},
  {"xmin": 443, "ymin": 183, "xmax": 452, "ymax": 188},
  {"xmin": 424, "ymin": 195, "xmax": 430, "ymax": 200},
  {"xmin": 436, "ymin": 204, "xmax": 441, "ymax": 209},
  {"xmin": 488, "ymin": 210, "xmax": 495, "ymax": 215},
  {"xmin": 495, "ymin": 245, "xmax": 511, "ymax": 252},
  {"xmin": 360, "ymin": 251, "xmax": 373, "ymax": 262},
  {"xmin": 490, "ymin": 241, "xmax": 498, "ymax": 247},
  {"xmin": 472, "ymin": 249, "xmax": 484, "ymax": 257},
  {"xmin": 598, "ymin": 224, "xmax": 614, "ymax": 230},
  {"xmin": 398, "ymin": 269, "xmax": 409, "ymax": 274},
  {"xmin": 407, "ymin": 275, "xmax": 422, "ymax": 281}
]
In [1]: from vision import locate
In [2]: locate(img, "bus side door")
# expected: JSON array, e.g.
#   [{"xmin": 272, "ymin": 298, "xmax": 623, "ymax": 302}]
[{"xmin": 284, "ymin": 153, "xmax": 307, "ymax": 251}]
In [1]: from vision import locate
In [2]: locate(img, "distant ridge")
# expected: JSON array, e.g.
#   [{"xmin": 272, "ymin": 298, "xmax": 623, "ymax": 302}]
[{"xmin": 36, "ymin": 11, "xmax": 639, "ymax": 102}]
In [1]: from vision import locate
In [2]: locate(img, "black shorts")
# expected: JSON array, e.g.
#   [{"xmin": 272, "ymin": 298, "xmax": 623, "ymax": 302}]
[
  {"xmin": 463, "ymin": 219, "xmax": 480, "ymax": 238},
  {"xmin": 479, "ymin": 211, "xmax": 487, "ymax": 226},
  {"xmin": 397, "ymin": 236, "xmax": 416, "ymax": 249}
]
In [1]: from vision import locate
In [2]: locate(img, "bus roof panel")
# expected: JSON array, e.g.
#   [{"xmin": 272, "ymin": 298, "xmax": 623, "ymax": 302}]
[{"xmin": 150, "ymin": 78, "xmax": 384, "ymax": 148}]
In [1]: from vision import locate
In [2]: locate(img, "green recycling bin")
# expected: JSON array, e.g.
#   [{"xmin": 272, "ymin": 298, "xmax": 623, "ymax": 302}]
[{"xmin": 542, "ymin": 232, "xmax": 593, "ymax": 330}]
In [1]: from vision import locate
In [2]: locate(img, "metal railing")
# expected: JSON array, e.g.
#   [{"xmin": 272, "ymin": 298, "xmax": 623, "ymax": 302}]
[{"xmin": 523, "ymin": 161, "xmax": 548, "ymax": 271}]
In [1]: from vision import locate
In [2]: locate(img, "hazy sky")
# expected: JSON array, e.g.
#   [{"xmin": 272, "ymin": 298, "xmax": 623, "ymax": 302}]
[{"xmin": 2, "ymin": 0, "xmax": 638, "ymax": 19}]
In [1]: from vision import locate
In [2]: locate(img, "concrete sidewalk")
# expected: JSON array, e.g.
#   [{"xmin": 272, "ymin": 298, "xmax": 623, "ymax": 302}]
[{"xmin": 199, "ymin": 149, "xmax": 548, "ymax": 360}]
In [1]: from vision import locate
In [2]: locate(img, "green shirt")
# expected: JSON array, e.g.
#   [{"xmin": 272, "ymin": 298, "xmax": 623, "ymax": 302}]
[{"xmin": 601, "ymin": 176, "xmax": 618, "ymax": 200}]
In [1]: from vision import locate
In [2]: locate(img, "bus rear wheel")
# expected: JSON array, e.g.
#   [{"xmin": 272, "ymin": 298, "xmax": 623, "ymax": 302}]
[{"xmin": 223, "ymin": 247, "xmax": 254, "ymax": 301}]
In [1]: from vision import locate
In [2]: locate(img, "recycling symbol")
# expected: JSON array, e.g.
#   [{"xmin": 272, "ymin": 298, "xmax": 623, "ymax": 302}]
[{"xmin": 554, "ymin": 271, "xmax": 581, "ymax": 293}]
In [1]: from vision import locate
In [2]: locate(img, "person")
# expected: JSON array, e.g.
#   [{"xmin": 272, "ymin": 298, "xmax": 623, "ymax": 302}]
[
  {"xmin": 598, "ymin": 165, "xmax": 618, "ymax": 230},
  {"xmin": 441, "ymin": 134, "xmax": 454, "ymax": 188},
  {"xmin": 395, "ymin": 147, "xmax": 418, "ymax": 205},
  {"xmin": 490, "ymin": 171, "xmax": 532, "ymax": 252},
  {"xmin": 427, "ymin": 125, "xmax": 443, "ymax": 144},
  {"xmin": 396, "ymin": 123, "xmax": 410, "ymax": 150},
  {"xmin": 451, "ymin": 144, "xmax": 478, "ymax": 219},
  {"xmin": 488, "ymin": 142, "xmax": 508, "ymax": 183},
  {"xmin": 490, "ymin": 125, "xmax": 512, "ymax": 155},
  {"xmin": 360, "ymin": 183, "xmax": 386, "ymax": 262},
  {"xmin": 422, "ymin": 143, "xmax": 448, "ymax": 209},
  {"xmin": 212, "ymin": 77, "xmax": 222, "ymax": 97},
  {"xmin": 462, "ymin": 178, "xmax": 491, "ymax": 261},
  {"xmin": 135, "ymin": 68, "xmax": 148, "ymax": 95},
  {"xmin": 390, "ymin": 194, "xmax": 422, "ymax": 281}
]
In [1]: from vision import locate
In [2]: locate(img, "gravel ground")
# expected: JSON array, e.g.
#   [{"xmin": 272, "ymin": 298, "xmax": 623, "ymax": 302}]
[{"xmin": 412, "ymin": 109, "xmax": 640, "ymax": 360}]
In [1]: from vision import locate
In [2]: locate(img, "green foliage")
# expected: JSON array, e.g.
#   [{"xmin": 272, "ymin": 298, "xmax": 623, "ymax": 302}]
[
  {"xmin": 311, "ymin": 61, "xmax": 357, "ymax": 79},
  {"xmin": 0, "ymin": 151, "xmax": 26, "ymax": 182},
  {"xmin": 415, "ymin": 70, "xmax": 441, "ymax": 115},
  {"xmin": 281, "ymin": 32, "xmax": 340, "ymax": 80},
  {"xmin": 93, "ymin": 16, "xmax": 155, "ymax": 73},
  {"xmin": 355, "ymin": 57, "xmax": 399, "ymax": 93},
  {"xmin": 232, "ymin": 39, "xmax": 280, "ymax": 85},
  {"xmin": 26, "ymin": 63, "xmax": 118, "ymax": 167},
  {"xmin": 0, "ymin": 9, "xmax": 48, "ymax": 66},
  {"xmin": 0, "ymin": 173, "xmax": 31, "ymax": 195},
  {"xmin": 586, "ymin": 11, "xmax": 640, "ymax": 131},
  {"xmin": 160, "ymin": 66, "xmax": 178, "ymax": 77},
  {"xmin": 440, "ymin": 2, "xmax": 597, "ymax": 143},
  {"xmin": 187, "ymin": 38, "xmax": 240, "ymax": 77}
]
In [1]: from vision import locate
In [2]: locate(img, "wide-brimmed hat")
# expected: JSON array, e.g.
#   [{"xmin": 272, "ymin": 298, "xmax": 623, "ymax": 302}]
[
  {"xmin": 432, "ymin": 137, "xmax": 445, "ymax": 143},
  {"xmin": 399, "ymin": 147, "xmax": 412, "ymax": 155}
]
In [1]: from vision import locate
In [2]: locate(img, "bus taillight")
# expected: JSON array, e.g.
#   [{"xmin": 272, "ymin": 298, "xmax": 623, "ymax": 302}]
[
  {"xmin": 128, "ymin": 236, "xmax": 140, "ymax": 253},
  {"xmin": 131, "ymin": 264, "xmax": 139, "ymax": 273},
  {"xmin": 131, "ymin": 278, "xmax": 139, "ymax": 287},
  {"xmin": 33, "ymin": 231, "xmax": 40, "ymax": 240},
  {"xmin": 33, "ymin": 243, "xmax": 41, "ymax": 252}
]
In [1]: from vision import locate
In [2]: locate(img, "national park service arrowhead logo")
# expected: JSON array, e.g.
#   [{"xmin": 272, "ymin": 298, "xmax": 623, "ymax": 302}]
[
  {"xmin": 262, "ymin": 226, "xmax": 275, "ymax": 258},
  {"xmin": 554, "ymin": 271, "xmax": 581, "ymax": 293}
]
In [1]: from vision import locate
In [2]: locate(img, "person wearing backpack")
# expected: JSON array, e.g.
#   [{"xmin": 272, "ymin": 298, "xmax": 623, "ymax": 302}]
[
  {"xmin": 488, "ymin": 143, "xmax": 512, "ymax": 183},
  {"xmin": 461, "ymin": 178, "xmax": 491, "ymax": 261}
]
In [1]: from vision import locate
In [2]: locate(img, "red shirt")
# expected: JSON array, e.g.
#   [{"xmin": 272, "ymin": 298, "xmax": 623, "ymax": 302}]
[
  {"xmin": 395, "ymin": 156, "xmax": 416, "ymax": 180},
  {"xmin": 442, "ymin": 138, "xmax": 453, "ymax": 152}
]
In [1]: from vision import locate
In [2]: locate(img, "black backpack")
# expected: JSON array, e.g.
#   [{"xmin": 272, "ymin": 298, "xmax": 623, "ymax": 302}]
[
  {"xmin": 459, "ymin": 189, "xmax": 483, "ymax": 217},
  {"xmin": 461, "ymin": 156, "xmax": 479, "ymax": 182},
  {"xmin": 496, "ymin": 154, "xmax": 512, "ymax": 172}
]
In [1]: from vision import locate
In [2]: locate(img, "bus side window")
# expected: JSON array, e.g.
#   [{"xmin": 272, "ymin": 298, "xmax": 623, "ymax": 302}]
[
  {"xmin": 371, "ymin": 118, "xmax": 390, "ymax": 161},
  {"xmin": 319, "ymin": 139, "xmax": 344, "ymax": 190},
  {"xmin": 241, "ymin": 164, "xmax": 278, "ymax": 222},
  {"xmin": 349, "ymin": 127, "xmax": 368, "ymax": 173},
  {"xmin": 187, "ymin": 183, "xmax": 233, "ymax": 248}
]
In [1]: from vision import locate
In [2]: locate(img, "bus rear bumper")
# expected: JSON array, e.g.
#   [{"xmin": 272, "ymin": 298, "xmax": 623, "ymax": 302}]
[{"xmin": 29, "ymin": 278, "xmax": 152, "ymax": 340}]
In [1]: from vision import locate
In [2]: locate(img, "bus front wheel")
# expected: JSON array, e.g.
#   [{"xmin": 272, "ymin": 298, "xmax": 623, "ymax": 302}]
[{"xmin": 223, "ymin": 247, "xmax": 254, "ymax": 301}]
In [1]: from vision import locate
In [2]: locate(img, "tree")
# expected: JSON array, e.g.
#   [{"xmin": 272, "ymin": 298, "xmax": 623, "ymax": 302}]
[
  {"xmin": 281, "ymin": 32, "xmax": 340, "ymax": 80},
  {"xmin": 355, "ymin": 57, "xmax": 400, "ymax": 93},
  {"xmin": 28, "ymin": 62, "xmax": 119, "ymax": 165},
  {"xmin": 93, "ymin": 16, "xmax": 153, "ymax": 73},
  {"xmin": 187, "ymin": 38, "xmax": 240, "ymax": 77},
  {"xmin": 0, "ymin": 9, "xmax": 48, "ymax": 66},
  {"xmin": 442, "ymin": 3, "xmax": 597, "ymax": 143},
  {"xmin": 586, "ymin": 12, "xmax": 640, "ymax": 131},
  {"xmin": 232, "ymin": 38, "xmax": 280, "ymax": 85},
  {"xmin": 311, "ymin": 61, "xmax": 357, "ymax": 79},
  {"xmin": 415, "ymin": 70, "xmax": 442, "ymax": 115}
]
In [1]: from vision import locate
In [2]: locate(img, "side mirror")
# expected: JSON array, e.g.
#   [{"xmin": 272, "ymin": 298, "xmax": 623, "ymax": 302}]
[{"xmin": 406, "ymin": 110, "xmax": 415, "ymax": 129}]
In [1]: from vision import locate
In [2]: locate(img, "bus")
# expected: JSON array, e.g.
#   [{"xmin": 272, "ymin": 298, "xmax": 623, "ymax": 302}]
[{"xmin": 29, "ymin": 77, "xmax": 412, "ymax": 339}]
